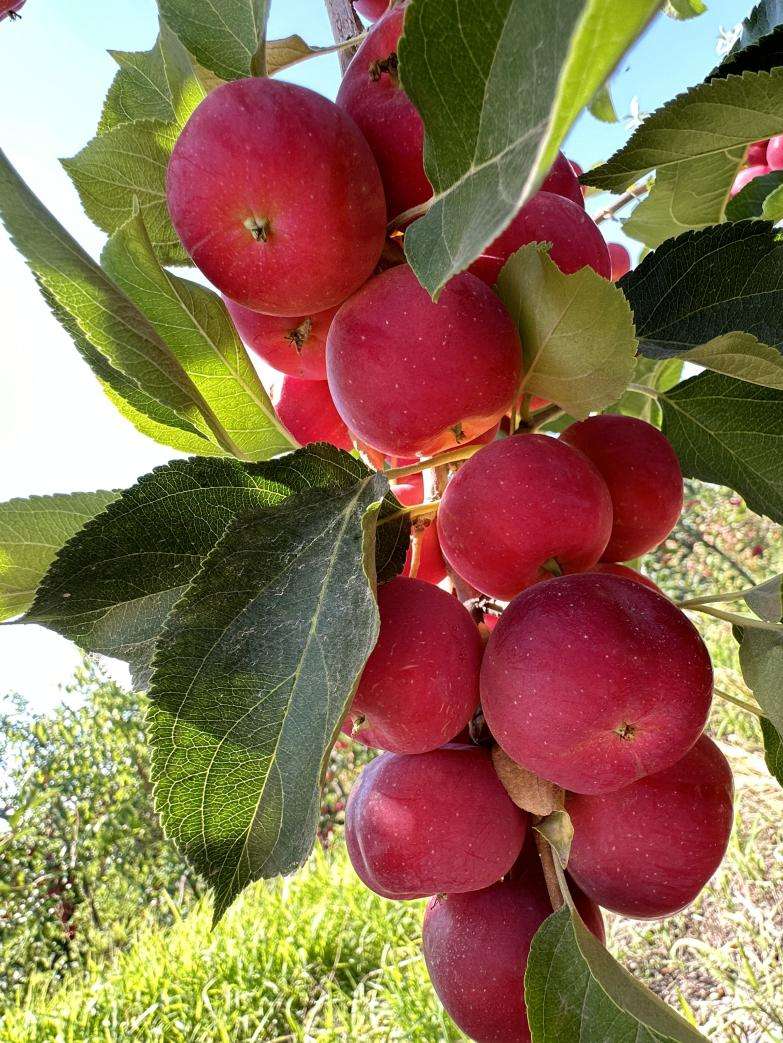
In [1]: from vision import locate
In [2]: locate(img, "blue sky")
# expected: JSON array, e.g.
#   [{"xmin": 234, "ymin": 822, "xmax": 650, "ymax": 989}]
[{"xmin": 0, "ymin": 0, "xmax": 750, "ymax": 709}]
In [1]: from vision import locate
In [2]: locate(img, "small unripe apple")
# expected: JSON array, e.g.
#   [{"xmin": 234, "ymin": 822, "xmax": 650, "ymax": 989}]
[
  {"xmin": 275, "ymin": 377, "xmax": 352, "ymax": 451},
  {"xmin": 567, "ymin": 734, "xmax": 734, "ymax": 918},
  {"xmin": 223, "ymin": 296, "xmax": 336, "ymax": 380},
  {"xmin": 167, "ymin": 79, "xmax": 386, "ymax": 314},
  {"xmin": 437, "ymin": 434, "xmax": 613, "ymax": 600},
  {"xmin": 480, "ymin": 573, "xmax": 713, "ymax": 794},
  {"xmin": 327, "ymin": 265, "xmax": 522, "ymax": 458},
  {"xmin": 345, "ymin": 576, "xmax": 481, "ymax": 754},
  {"xmin": 560, "ymin": 415, "xmax": 683, "ymax": 562}
]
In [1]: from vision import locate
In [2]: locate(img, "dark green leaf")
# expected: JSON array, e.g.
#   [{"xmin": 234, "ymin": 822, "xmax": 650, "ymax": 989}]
[
  {"xmin": 659, "ymin": 371, "xmax": 783, "ymax": 525},
  {"xmin": 714, "ymin": 1, "xmax": 783, "ymax": 79},
  {"xmin": 148, "ymin": 460, "xmax": 391, "ymax": 917},
  {"xmin": 101, "ymin": 208, "xmax": 293, "ymax": 461},
  {"xmin": 399, "ymin": 0, "xmax": 657, "ymax": 297},
  {"xmin": 760, "ymin": 716, "xmax": 783, "ymax": 786},
  {"xmin": 621, "ymin": 222, "xmax": 783, "ymax": 359},
  {"xmin": 725, "ymin": 170, "xmax": 783, "ymax": 220},
  {"xmin": 158, "ymin": 0, "xmax": 270, "ymax": 82},
  {"xmin": 526, "ymin": 905, "xmax": 707, "ymax": 1042},
  {"xmin": 0, "ymin": 491, "xmax": 118, "ymax": 622},
  {"xmin": 25, "ymin": 450, "xmax": 407, "ymax": 685}
]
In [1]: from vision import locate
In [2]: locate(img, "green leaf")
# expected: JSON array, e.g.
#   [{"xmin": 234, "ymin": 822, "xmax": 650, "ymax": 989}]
[
  {"xmin": 101, "ymin": 208, "xmax": 293, "ymax": 462},
  {"xmin": 158, "ymin": 0, "xmax": 270, "ymax": 82},
  {"xmin": 588, "ymin": 82, "xmax": 618, "ymax": 123},
  {"xmin": 495, "ymin": 245, "xmax": 637, "ymax": 419},
  {"xmin": 399, "ymin": 0, "xmax": 658, "ymax": 297},
  {"xmin": 99, "ymin": 19, "xmax": 205, "ymax": 134},
  {"xmin": 0, "ymin": 491, "xmax": 119, "ymax": 622},
  {"xmin": 148, "ymin": 459, "xmax": 391, "ymax": 918},
  {"xmin": 725, "ymin": 170, "xmax": 783, "ymax": 221},
  {"xmin": 609, "ymin": 356, "xmax": 682, "ymax": 424},
  {"xmin": 62, "ymin": 121, "xmax": 187, "ymax": 267},
  {"xmin": 743, "ymin": 573, "xmax": 783, "ymax": 621},
  {"xmin": 739, "ymin": 629, "xmax": 783, "ymax": 736},
  {"xmin": 659, "ymin": 371, "xmax": 783, "ymax": 525},
  {"xmin": 622, "ymin": 222, "xmax": 783, "ymax": 361},
  {"xmin": 526, "ymin": 905, "xmax": 707, "ymax": 1042},
  {"xmin": 0, "ymin": 147, "xmax": 229, "ymax": 452},
  {"xmin": 588, "ymin": 69, "xmax": 783, "ymax": 196},
  {"xmin": 683, "ymin": 334, "xmax": 783, "ymax": 389},
  {"xmin": 25, "ymin": 450, "xmax": 407, "ymax": 688},
  {"xmin": 760, "ymin": 716, "xmax": 783, "ymax": 786},
  {"xmin": 266, "ymin": 35, "xmax": 353, "ymax": 76},
  {"xmin": 594, "ymin": 68, "xmax": 783, "ymax": 247},
  {"xmin": 713, "ymin": 12, "xmax": 783, "ymax": 80},
  {"xmin": 37, "ymin": 279, "xmax": 224, "ymax": 457},
  {"xmin": 665, "ymin": 0, "xmax": 707, "ymax": 18}
]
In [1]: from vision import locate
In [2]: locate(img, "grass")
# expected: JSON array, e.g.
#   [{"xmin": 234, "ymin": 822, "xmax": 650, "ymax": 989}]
[{"xmin": 1, "ymin": 627, "xmax": 781, "ymax": 1042}]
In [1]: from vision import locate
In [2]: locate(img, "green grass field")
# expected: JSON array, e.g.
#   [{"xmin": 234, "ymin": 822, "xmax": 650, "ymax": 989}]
[{"xmin": 2, "ymin": 635, "xmax": 781, "ymax": 1043}]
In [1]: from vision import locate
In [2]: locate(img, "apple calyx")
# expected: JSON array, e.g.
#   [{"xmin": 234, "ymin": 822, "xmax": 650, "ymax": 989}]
[
  {"xmin": 244, "ymin": 215, "xmax": 271, "ymax": 242},
  {"xmin": 369, "ymin": 52, "xmax": 399, "ymax": 84},
  {"xmin": 286, "ymin": 317, "xmax": 313, "ymax": 352}
]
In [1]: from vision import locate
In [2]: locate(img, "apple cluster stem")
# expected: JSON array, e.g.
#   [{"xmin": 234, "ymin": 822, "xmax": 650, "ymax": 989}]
[
  {"xmin": 385, "ymin": 443, "xmax": 485, "ymax": 481},
  {"xmin": 593, "ymin": 180, "xmax": 651, "ymax": 224},
  {"xmin": 715, "ymin": 688, "xmax": 767, "ymax": 720}
]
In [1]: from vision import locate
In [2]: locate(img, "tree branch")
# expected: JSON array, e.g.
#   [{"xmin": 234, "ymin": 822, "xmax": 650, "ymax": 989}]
[{"xmin": 324, "ymin": 0, "xmax": 363, "ymax": 73}]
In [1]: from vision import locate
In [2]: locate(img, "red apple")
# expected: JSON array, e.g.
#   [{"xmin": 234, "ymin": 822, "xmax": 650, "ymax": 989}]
[
  {"xmin": 540, "ymin": 152, "xmax": 585, "ymax": 207},
  {"xmin": 747, "ymin": 139, "xmax": 769, "ymax": 165},
  {"xmin": 346, "ymin": 745, "xmax": 527, "ymax": 899},
  {"xmin": 436, "ymin": 435, "xmax": 612, "ymax": 600},
  {"xmin": 354, "ymin": 0, "xmax": 390, "ymax": 20},
  {"xmin": 166, "ymin": 78, "xmax": 386, "ymax": 314},
  {"xmin": 766, "ymin": 134, "xmax": 783, "ymax": 170},
  {"xmin": 470, "ymin": 192, "xmax": 611, "ymax": 286},
  {"xmin": 223, "ymin": 296, "xmax": 336, "ymax": 380},
  {"xmin": 326, "ymin": 265, "xmax": 522, "ymax": 458},
  {"xmin": 275, "ymin": 377, "xmax": 352, "ymax": 450},
  {"xmin": 567, "ymin": 734, "xmax": 734, "ymax": 918},
  {"xmin": 560, "ymin": 415, "xmax": 683, "ymax": 562},
  {"xmin": 607, "ymin": 242, "xmax": 631, "ymax": 281},
  {"xmin": 423, "ymin": 843, "xmax": 604, "ymax": 1043},
  {"xmin": 337, "ymin": 5, "xmax": 431, "ymax": 220},
  {"xmin": 0, "ymin": 0, "xmax": 25, "ymax": 17},
  {"xmin": 345, "ymin": 576, "xmax": 481, "ymax": 754},
  {"xmin": 392, "ymin": 474, "xmax": 447, "ymax": 585},
  {"xmin": 590, "ymin": 562, "xmax": 662, "ymax": 594},
  {"xmin": 480, "ymin": 573, "xmax": 713, "ymax": 794},
  {"xmin": 730, "ymin": 163, "xmax": 771, "ymax": 196}
]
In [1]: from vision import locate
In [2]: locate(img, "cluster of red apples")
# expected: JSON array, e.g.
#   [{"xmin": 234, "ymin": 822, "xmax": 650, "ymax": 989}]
[
  {"xmin": 164, "ymin": 4, "xmax": 733, "ymax": 1041},
  {"xmin": 730, "ymin": 135, "xmax": 783, "ymax": 195}
]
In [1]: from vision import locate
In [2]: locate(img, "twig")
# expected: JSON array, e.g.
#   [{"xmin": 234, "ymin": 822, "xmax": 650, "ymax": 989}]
[
  {"xmin": 593, "ymin": 181, "xmax": 650, "ymax": 225},
  {"xmin": 680, "ymin": 584, "xmax": 772, "ymax": 610},
  {"xmin": 386, "ymin": 443, "xmax": 485, "ymax": 481},
  {"xmin": 714, "ymin": 688, "xmax": 767, "ymax": 720},
  {"xmin": 324, "ymin": 0, "xmax": 364, "ymax": 73},
  {"xmin": 688, "ymin": 604, "xmax": 783, "ymax": 633}
]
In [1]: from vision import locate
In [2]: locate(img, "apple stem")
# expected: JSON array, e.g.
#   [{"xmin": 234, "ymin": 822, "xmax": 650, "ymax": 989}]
[
  {"xmin": 680, "ymin": 585, "xmax": 775, "ymax": 610},
  {"xmin": 387, "ymin": 198, "xmax": 433, "ymax": 232},
  {"xmin": 689, "ymin": 604, "xmax": 783, "ymax": 633},
  {"xmin": 626, "ymin": 382, "xmax": 659, "ymax": 399},
  {"xmin": 385, "ymin": 443, "xmax": 484, "ymax": 480},
  {"xmin": 324, "ymin": 0, "xmax": 364, "ymax": 73},
  {"xmin": 715, "ymin": 688, "xmax": 767, "ymax": 719},
  {"xmin": 378, "ymin": 500, "xmax": 439, "ymax": 526},
  {"xmin": 529, "ymin": 404, "xmax": 565, "ymax": 432},
  {"xmin": 533, "ymin": 830, "xmax": 566, "ymax": 913}
]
